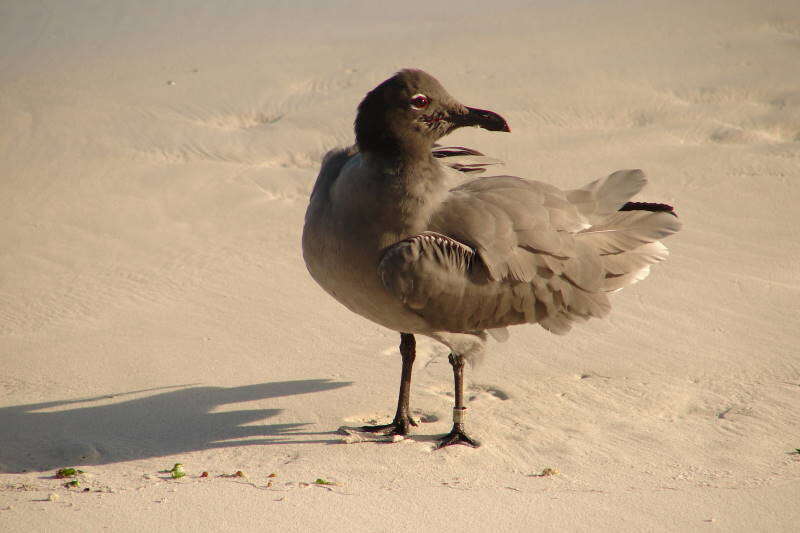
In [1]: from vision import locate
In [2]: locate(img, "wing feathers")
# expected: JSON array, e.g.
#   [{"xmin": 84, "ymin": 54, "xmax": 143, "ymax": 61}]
[
  {"xmin": 378, "ymin": 166, "xmax": 679, "ymax": 339},
  {"xmin": 567, "ymin": 169, "xmax": 647, "ymax": 223},
  {"xmin": 433, "ymin": 145, "xmax": 503, "ymax": 174},
  {"xmin": 576, "ymin": 211, "xmax": 682, "ymax": 254},
  {"xmin": 601, "ymin": 241, "xmax": 669, "ymax": 275}
]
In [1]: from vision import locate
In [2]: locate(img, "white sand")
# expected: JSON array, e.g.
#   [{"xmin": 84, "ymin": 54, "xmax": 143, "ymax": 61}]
[{"xmin": 1, "ymin": 0, "xmax": 799, "ymax": 530}]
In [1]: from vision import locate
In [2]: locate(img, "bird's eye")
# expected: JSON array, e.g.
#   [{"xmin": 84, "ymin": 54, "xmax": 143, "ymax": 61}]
[{"xmin": 410, "ymin": 94, "xmax": 430, "ymax": 110}]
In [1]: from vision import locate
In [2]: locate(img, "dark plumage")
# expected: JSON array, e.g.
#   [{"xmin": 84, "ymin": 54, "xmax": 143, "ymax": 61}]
[{"xmin": 302, "ymin": 69, "xmax": 681, "ymax": 447}]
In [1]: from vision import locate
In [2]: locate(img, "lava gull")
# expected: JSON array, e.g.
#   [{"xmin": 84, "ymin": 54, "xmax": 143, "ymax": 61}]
[{"xmin": 302, "ymin": 69, "xmax": 681, "ymax": 448}]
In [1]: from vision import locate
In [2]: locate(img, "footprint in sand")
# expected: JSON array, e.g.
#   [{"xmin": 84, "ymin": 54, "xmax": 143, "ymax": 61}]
[
  {"xmin": 426, "ymin": 384, "xmax": 510, "ymax": 402},
  {"xmin": 467, "ymin": 385, "xmax": 510, "ymax": 402},
  {"xmin": 342, "ymin": 410, "xmax": 439, "ymax": 426}
]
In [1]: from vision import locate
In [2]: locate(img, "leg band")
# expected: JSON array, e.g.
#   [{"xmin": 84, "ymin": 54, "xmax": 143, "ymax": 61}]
[{"xmin": 452, "ymin": 407, "xmax": 467, "ymax": 424}]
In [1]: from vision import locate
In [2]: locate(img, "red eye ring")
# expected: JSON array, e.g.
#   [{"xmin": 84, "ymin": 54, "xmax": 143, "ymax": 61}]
[{"xmin": 410, "ymin": 94, "xmax": 429, "ymax": 109}]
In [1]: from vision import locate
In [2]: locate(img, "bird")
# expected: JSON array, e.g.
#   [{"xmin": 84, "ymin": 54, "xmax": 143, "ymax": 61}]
[{"xmin": 302, "ymin": 69, "xmax": 681, "ymax": 448}]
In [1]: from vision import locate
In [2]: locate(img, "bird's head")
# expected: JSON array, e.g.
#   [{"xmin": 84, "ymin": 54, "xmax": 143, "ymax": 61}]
[{"xmin": 354, "ymin": 69, "xmax": 510, "ymax": 157}]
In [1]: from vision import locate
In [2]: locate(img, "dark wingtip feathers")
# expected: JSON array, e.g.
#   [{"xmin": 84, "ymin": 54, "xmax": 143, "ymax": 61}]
[
  {"xmin": 620, "ymin": 202, "xmax": 678, "ymax": 217},
  {"xmin": 431, "ymin": 146, "xmax": 485, "ymax": 158}
]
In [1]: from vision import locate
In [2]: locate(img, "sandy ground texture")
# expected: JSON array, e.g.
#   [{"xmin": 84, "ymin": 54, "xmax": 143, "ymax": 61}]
[{"xmin": 1, "ymin": 0, "xmax": 799, "ymax": 531}]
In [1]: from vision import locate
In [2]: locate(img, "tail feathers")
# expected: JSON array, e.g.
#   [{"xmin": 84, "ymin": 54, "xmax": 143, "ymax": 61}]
[
  {"xmin": 575, "ymin": 210, "xmax": 682, "ymax": 254},
  {"xmin": 600, "ymin": 242, "xmax": 670, "ymax": 291},
  {"xmin": 603, "ymin": 266, "xmax": 653, "ymax": 292},
  {"xmin": 552, "ymin": 171, "xmax": 680, "ymax": 318},
  {"xmin": 577, "ymin": 200, "xmax": 681, "ymax": 292},
  {"xmin": 567, "ymin": 169, "xmax": 647, "ymax": 223},
  {"xmin": 601, "ymin": 241, "xmax": 670, "ymax": 275}
]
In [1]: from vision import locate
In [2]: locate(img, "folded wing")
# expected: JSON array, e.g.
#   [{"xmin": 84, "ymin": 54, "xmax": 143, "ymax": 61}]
[{"xmin": 378, "ymin": 169, "xmax": 681, "ymax": 336}]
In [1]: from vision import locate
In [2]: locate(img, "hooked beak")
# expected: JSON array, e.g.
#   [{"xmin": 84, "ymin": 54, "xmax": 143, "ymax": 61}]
[{"xmin": 450, "ymin": 106, "xmax": 511, "ymax": 133}]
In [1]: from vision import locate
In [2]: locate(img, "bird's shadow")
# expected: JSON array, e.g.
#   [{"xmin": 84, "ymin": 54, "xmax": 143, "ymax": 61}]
[{"xmin": 0, "ymin": 379, "xmax": 351, "ymax": 473}]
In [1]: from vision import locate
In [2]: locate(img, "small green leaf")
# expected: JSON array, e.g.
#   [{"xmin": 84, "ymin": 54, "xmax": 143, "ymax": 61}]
[
  {"xmin": 161, "ymin": 463, "xmax": 186, "ymax": 478},
  {"xmin": 314, "ymin": 478, "xmax": 334, "ymax": 485},
  {"xmin": 55, "ymin": 468, "xmax": 84, "ymax": 478},
  {"xmin": 64, "ymin": 480, "xmax": 80, "ymax": 488}
]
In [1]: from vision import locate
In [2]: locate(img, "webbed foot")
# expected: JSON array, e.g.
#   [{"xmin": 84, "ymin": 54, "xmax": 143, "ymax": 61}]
[
  {"xmin": 436, "ymin": 425, "xmax": 480, "ymax": 449},
  {"xmin": 360, "ymin": 415, "xmax": 417, "ymax": 436}
]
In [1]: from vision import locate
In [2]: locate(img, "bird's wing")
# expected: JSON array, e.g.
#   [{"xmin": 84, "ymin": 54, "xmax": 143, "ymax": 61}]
[
  {"xmin": 377, "ymin": 231, "xmax": 537, "ymax": 335},
  {"xmin": 378, "ymin": 171, "xmax": 680, "ymax": 335},
  {"xmin": 379, "ymin": 176, "xmax": 608, "ymax": 335},
  {"xmin": 565, "ymin": 169, "xmax": 648, "ymax": 223},
  {"xmin": 430, "ymin": 176, "xmax": 590, "ymax": 282},
  {"xmin": 432, "ymin": 145, "xmax": 503, "ymax": 174},
  {"xmin": 308, "ymin": 145, "xmax": 359, "ymax": 204}
]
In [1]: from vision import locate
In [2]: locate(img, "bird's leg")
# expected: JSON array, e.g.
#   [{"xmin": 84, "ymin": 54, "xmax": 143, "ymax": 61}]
[
  {"xmin": 360, "ymin": 333, "xmax": 418, "ymax": 436},
  {"xmin": 436, "ymin": 353, "xmax": 480, "ymax": 448}
]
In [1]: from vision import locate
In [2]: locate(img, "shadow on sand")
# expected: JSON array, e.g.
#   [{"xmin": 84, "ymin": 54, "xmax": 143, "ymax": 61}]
[{"xmin": 0, "ymin": 379, "xmax": 350, "ymax": 473}]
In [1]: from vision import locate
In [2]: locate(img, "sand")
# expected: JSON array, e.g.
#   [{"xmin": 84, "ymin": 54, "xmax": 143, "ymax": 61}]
[{"xmin": 1, "ymin": 0, "xmax": 799, "ymax": 531}]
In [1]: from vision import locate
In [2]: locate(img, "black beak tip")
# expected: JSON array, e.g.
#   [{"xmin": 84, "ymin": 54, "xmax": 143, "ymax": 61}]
[
  {"xmin": 461, "ymin": 106, "xmax": 510, "ymax": 133},
  {"xmin": 486, "ymin": 114, "xmax": 510, "ymax": 133}
]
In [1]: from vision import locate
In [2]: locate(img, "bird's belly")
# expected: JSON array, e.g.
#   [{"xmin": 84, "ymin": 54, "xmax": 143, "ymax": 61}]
[
  {"xmin": 324, "ymin": 272, "xmax": 430, "ymax": 333},
  {"xmin": 302, "ymin": 223, "xmax": 430, "ymax": 333}
]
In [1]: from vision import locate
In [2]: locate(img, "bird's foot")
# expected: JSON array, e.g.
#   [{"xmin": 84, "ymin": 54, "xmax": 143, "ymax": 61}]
[
  {"xmin": 360, "ymin": 414, "xmax": 417, "ymax": 436},
  {"xmin": 435, "ymin": 425, "xmax": 480, "ymax": 449}
]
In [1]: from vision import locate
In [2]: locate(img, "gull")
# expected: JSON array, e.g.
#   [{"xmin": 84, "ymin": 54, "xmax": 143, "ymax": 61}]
[{"xmin": 302, "ymin": 69, "xmax": 681, "ymax": 448}]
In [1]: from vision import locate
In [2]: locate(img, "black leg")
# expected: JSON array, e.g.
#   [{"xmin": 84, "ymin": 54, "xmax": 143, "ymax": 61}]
[
  {"xmin": 436, "ymin": 353, "xmax": 480, "ymax": 448},
  {"xmin": 360, "ymin": 333, "xmax": 418, "ymax": 436}
]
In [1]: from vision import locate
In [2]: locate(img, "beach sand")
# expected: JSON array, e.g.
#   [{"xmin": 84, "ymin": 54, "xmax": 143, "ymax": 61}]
[{"xmin": 1, "ymin": 1, "xmax": 798, "ymax": 530}]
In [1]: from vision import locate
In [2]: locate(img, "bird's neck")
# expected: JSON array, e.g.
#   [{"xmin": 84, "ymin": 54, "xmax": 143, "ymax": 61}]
[
  {"xmin": 360, "ymin": 149, "xmax": 447, "ymax": 243},
  {"xmin": 362, "ymin": 149, "xmax": 443, "ymax": 196},
  {"xmin": 358, "ymin": 134, "xmax": 433, "ymax": 163}
]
